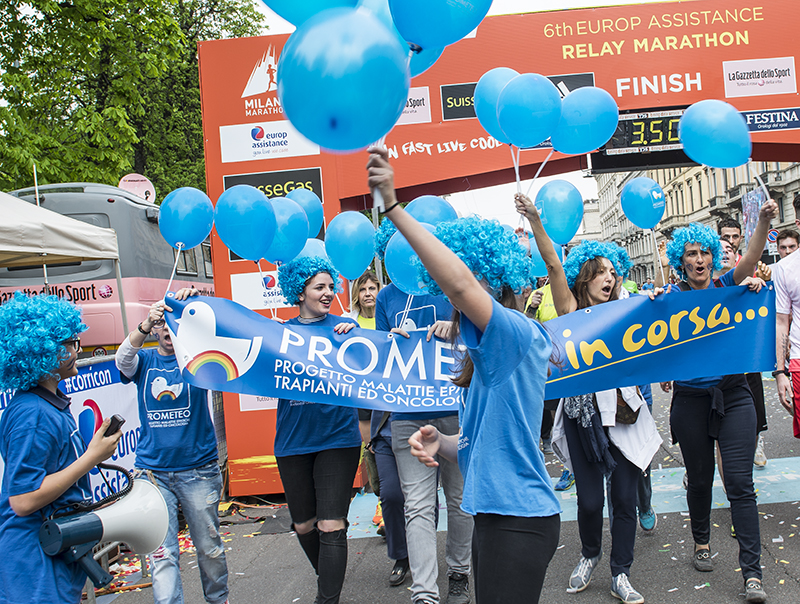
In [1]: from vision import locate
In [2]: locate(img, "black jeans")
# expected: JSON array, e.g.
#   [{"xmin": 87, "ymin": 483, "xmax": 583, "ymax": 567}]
[
  {"xmin": 671, "ymin": 375, "xmax": 761, "ymax": 580},
  {"xmin": 472, "ymin": 513, "xmax": 560, "ymax": 604},
  {"xmin": 564, "ymin": 414, "xmax": 640, "ymax": 577}
]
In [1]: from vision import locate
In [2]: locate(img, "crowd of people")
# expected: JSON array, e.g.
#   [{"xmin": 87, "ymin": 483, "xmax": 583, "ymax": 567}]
[{"xmin": 1, "ymin": 150, "xmax": 798, "ymax": 604}]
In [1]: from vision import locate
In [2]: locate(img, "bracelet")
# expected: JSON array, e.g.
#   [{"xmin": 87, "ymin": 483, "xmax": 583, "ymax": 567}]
[
  {"xmin": 382, "ymin": 200, "xmax": 401, "ymax": 214},
  {"xmin": 771, "ymin": 369, "xmax": 789, "ymax": 377},
  {"xmin": 137, "ymin": 322, "xmax": 151, "ymax": 335}
]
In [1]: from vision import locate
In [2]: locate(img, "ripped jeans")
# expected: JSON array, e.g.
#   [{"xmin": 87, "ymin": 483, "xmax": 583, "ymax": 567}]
[{"xmin": 140, "ymin": 462, "xmax": 229, "ymax": 604}]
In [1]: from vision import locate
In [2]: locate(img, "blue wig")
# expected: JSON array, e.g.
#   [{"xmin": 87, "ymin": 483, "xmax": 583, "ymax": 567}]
[
  {"xmin": 374, "ymin": 216, "xmax": 397, "ymax": 261},
  {"xmin": 417, "ymin": 216, "xmax": 533, "ymax": 298},
  {"xmin": 563, "ymin": 240, "xmax": 627, "ymax": 289},
  {"xmin": 0, "ymin": 292, "xmax": 87, "ymax": 391},
  {"xmin": 666, "ymin": 223, "xmax": 722, "ymax": 280},
  {"xmin": 614, "ymin": 246, "xmax": 633, "ymax": 280},
  {"xmin": 278, "ymin": 256, "xmax": 342, "ymax": 306}
]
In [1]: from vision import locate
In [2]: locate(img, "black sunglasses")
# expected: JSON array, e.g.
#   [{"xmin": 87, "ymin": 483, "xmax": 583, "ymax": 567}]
[{"xmin": 63, "ymin": 337, "xmax": 81, "ymax": 351}]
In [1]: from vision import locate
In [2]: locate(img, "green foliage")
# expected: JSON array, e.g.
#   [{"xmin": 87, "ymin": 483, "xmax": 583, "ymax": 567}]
[{"xmin": 0, "ymin": 1, "xmax": 266, "ymax": 197}]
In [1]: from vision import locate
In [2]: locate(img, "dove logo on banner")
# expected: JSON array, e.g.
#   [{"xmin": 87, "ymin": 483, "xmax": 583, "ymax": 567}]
[{"xmin": 170, "ymin": 297, "xmax": 262, "ymax": 383}]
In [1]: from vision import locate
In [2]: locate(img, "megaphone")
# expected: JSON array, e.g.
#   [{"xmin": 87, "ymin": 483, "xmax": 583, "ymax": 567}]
[{"xmin": 39, "ymin": 479, "xmax": 169, "ymax": 588}]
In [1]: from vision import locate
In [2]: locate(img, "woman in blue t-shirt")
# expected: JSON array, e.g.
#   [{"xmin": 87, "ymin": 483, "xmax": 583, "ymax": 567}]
[
  {"xmin": 274, "ymin": 256, "xmax": 361, "ymax": 604},
  {"xmin": 367, "ymin": 147, "xmax": 561, "ymax": 604},
  {"xmin": 0, "ymin": 293, "xmax": 122, "ymax": 604},
  {"xmin": 659, "ymin": 205, "xmax": 776, "ymax": 604},
  {"xmin": 517, "ymin": 193, "xmax": 662, "ymax": 604}
]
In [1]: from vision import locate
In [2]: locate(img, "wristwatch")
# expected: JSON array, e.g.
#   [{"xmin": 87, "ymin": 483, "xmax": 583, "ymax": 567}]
[
  {"xmin": 137, "ymin": 322, "xmax": 151, "ymax": 335},
  {"xmin": 771, "ymin": 369, "xmax": 789, "ymax": 377}
]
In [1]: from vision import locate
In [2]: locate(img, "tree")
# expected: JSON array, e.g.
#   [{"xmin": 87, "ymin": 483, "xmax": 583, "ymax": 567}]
[
  {"xmin": 0, "ymin": 0, "xmax": 265, "ymax": 195},
  {"xmin": 132, "ymin": 0, "xmax": 265, "ymax": 198}
]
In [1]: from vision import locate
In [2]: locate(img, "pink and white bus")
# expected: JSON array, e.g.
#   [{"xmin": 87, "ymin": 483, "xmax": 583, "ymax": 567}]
[{"xmin": 1, "ymin": 183, "xmax": 214, "ymax": 356}]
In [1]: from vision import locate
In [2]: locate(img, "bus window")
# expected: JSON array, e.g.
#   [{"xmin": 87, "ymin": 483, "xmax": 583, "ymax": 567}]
[
  {"xmin": 175, "ymin": 248, "xmax": 198, "ymax": 276},
  {"xmin": 201, "ymin": 242, "xmax": 213, "ymax": 278}
]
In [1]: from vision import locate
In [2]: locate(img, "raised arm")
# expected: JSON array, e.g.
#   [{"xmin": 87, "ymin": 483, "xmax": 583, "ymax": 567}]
[
  {"xmin": 733, "ymin": 200, "xmax": 778, "ymax": 284},
  {"xmin": 514, "ymin": 193, "xmax": 577, "ymax": 315},
  {"xmin": 367, "ymin": 147, "xmax": 493, "ymax": 332}
]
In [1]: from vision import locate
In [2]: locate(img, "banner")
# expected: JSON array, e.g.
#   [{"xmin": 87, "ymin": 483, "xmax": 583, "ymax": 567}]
[{"xmin": 166, "ymin": 285, "xmax": 776, "ymax": 410}]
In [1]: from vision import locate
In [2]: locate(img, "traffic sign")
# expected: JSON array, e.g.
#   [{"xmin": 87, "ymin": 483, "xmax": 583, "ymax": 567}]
[{"xmin": 767, "ymin": 229, "xmax": 779, "ymax": 242}]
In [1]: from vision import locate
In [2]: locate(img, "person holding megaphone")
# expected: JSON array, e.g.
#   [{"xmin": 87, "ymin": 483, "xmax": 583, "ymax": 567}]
[{"xmin": 0, "ymin": 293, "xmax": 124, "ymax": 603}]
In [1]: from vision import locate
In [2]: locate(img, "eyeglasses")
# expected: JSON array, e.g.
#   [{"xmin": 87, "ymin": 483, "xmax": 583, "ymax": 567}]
[
  {"xmin": 152, "ymin": 319, "xmax": 166, "ymax": 328},
  {"xmin": 63, "ymin": 337, "xmax": 81, "ymax": 351}
]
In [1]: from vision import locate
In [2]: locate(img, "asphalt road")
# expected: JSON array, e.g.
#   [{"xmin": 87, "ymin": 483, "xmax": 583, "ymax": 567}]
[{"xmin": 110, "ymin": 379, "xmax": 800, "ymax": 604}]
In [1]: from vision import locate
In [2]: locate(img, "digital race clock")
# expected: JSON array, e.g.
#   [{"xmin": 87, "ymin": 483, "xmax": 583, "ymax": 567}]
[{"xmin": 604, "ymin": 107, "xmax": 687, "ymax": 155}]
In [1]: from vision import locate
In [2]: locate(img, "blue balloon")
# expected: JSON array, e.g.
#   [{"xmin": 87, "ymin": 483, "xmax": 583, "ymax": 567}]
[
  {"xmin": 497, "ymin": 74, "xmax": 562, "ymax": 149},
  {"xmin": 286, "ymin": 188, "xmax": 324, "ymax": 237},
  {"xmin": 159, "ymin": 187, "xmax": 214, "ymax": 250},
  {"xmin": 214, "ymin": 186, "xmax": 276, "ymax": 262},
  {"xmin": 474, "ymin": 67, "xmax": 519, "ymax": 144},
  {"xmin": 620, "ymin": 177, "xmax": 666, "ymax": 230},
  {"xmin": 357, "ymin": 0, "xmax": 445, "ymax": 77},
  {"xmin": 384, "ymin": 224, "xmax": 436, "ymax": 295},
  {"xmin": 535, "ymin": 180, "xmax": 584, "ymax": 245},
  {"xmin": 278, "ymin": 8, "xmax": 410, "ymax": 153},
  {"xmin": 296, "ymin": 238, "xmax": 329, "ymax": 260},
  {"xmin": 264, "ymin": 197, "xmax": 309, "ymax": 265},
  {"xmin": 530, "ymin": 238, "xmax": 564, "ymax": 278},
  {"xmin": 679, "ymin": 99, "xmax": 751, "ymax": 168},
  {"xmin": 325, "ymin": 211, "xmax": 375, "ymax": 279},
  {"xmin": 389, "ymin": 0, "xmax": 492, "ymax": 48},
  {"xmin": 405, "ymin": 195, "xmax": 458, "ymax": 225},
  {"xmin": 551, "ymin": 87, "xmax": 619, "ymax": 155},
  {"xmin": 260, "ymin": 0, "xmax": 358, "ymax": 26}
]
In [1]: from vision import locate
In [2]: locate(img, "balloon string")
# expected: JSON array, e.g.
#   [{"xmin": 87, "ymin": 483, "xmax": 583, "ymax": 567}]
[
  {"xmin": 525, "ymin": 149, "xmax": 554, "ymax": 198},
  {"xmin": 651, "ymin": 229, "xmax": 666, "ymax": 287},
  {"xmin": 509, "ymin": 145, "xmax": 521, "ymax": 194},
  {"xmin": 262, "ymin": 260, "xmax": 278, "ymax": 319},
  {"xmin": 164, "ymin": 243, "xmax": 183, "ymax": 299},
  {"xmin": 753, "ymin": 169, "xmax": 770, "ymax": 203}
]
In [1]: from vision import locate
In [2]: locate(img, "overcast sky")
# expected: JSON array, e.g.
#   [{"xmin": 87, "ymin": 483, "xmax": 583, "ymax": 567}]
[{"xmin": 253, "ymin": 1, "xmax": 668, "ymax": 226}]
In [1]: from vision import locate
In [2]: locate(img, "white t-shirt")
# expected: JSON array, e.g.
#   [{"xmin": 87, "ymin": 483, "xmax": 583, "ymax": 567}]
[{"xmin": 774, "ymin": 249, "xmax": 800, "ymax": 359}]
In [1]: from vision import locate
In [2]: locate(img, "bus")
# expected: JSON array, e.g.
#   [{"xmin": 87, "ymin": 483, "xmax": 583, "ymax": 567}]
[{"xmin": 0, "ymin": 183, "xmax": 214, "ymax": 356}]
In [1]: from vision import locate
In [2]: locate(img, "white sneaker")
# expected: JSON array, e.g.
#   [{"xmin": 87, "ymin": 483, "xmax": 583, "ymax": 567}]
[
  {"xmin": 567, "ymin": 553, "xmax": 602, "ymax": 593},
  {"xmin": 754, "ymin": 434, "xmax": 767, "ymax": 467},
  {"xmin": 611, "ymin": 573, "xmax": 644, "ymax": 604}
]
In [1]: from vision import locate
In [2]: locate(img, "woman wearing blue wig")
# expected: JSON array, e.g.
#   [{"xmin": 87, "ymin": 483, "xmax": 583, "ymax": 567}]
[
  {"xmin": 658, "ymin": 199, "xmax": 778, "ymax": 604},
  {"xmin": 0, "ymin": 293, "xmax": 122, "ymax": 604},
  {"xmin": 516, "ymin": 193, "xmax": 661, "ymax": 604},
  {"xmin": 275, "ymin": 256, "xmax": 361, "ymax": 604},
  {"xmin": 367, "ymin": 147, "xmax": 561, "ymax": 604}
]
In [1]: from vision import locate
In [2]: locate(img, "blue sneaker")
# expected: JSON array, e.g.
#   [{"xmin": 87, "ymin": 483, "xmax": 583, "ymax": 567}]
[
  {"xmin": 555, "ymin": 470, "xmax": 575, "ymax": 491},
  {"xmin": 638, "ymin": 509, "xmax": 657, "ymax": 532}
]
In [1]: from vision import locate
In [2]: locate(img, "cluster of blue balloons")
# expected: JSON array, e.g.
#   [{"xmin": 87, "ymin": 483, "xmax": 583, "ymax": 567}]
[
  {"xmin": 679, "ymin": 99, "xmax": 751, "ymax": 169},
  {"xmin": 273, "ymin": 0, "xmax": 491, "ymax": 152},
  {"xmin": 474, "ymin": 68, "xmax": 620, "ymax": 155},
  {"xmin": 158, "ymin": 185, "xmax": 329, "ymax": 269}
]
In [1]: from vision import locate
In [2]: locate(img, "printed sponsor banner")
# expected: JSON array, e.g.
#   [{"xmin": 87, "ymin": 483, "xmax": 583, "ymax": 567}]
[
  {"xmin": 743, "ymin": 107, "xmax": 800, "ymax": 132},
  {"xmin": 230, "ymin": 271, "xmax": 290, "ymax": 311},
  {"xmin": 219, "ymin": 120, "xmax": 320, "ymax": 163},
  {"xmin": 222, "ymin": 167, "xmax": 323, "ymax": 200},
  {"xmin": 0, "ymin": 360, "xmax": 141, "ymax": 502},
  {"xmin": 165, "ymin": 286, "xmax": 775, "ymax": 411},
  {"xmin": 397, "ymin": 87, "xmax": 432, "ymax": 126},
  {"xmin": 723, "ymin": 57, "xmax": 797, "ymax": 98}
]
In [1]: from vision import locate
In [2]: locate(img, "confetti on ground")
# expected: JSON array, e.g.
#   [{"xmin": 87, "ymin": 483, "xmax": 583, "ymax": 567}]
[
  {"xmin": 235, "ymin": 572, "xmax": 245, "ymax": 576},
  {"xmin": 694, "ymin": 582, "xmax": 710, "ymax": 590},
  {"xmin": 711, "ymin": 552, "xmax": 719, "ymax": 559},
  {"xmin": 780, "ymin": 580, "xmax": 785, "ymax": 585},
  {"xmin": 668, "ymin": 588, "xmax": 678, "ymax": 592},
  {"xmin": 780, "ymin": 560, "xmax": 789, "ymax": 564},
  {"xmin": 773, "ymin": 536, "xmax": 784, "ymax": 543}
]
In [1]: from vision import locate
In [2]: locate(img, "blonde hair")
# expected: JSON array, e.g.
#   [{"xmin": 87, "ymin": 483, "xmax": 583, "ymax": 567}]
[{"xmin": 350, "ymin": 271, "xmax": 381, "ymax": 315}]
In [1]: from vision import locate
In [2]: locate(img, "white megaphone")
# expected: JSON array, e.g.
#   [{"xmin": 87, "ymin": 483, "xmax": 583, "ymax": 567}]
[{"xmin": 39, "ymin": 479, "xmax": 169, "ymax": 587}]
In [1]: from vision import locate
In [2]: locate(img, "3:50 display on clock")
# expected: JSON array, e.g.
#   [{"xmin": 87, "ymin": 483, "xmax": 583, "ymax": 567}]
[{"xmin": 605, "ymin": 108, "xmax": 687, "ymax": 155}]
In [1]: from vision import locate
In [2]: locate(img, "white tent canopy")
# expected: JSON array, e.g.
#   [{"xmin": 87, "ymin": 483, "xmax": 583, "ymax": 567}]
[
  {"xmin": 0, "ymin": 190, "xmax": 119, "ymax": 266},
  {"xmin": 0, "ymin": 190, "xmax": 128, "ymax": 332}
]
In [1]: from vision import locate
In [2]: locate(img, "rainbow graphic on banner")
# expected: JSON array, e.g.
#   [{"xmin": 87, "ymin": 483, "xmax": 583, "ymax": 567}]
[
  {"xmin": 186, "ymin": 350, "xmax": 239, "ymax": 382},
  {"xmin": 156, "ymin": 390, "xmax": 178, "ymax": 401}
]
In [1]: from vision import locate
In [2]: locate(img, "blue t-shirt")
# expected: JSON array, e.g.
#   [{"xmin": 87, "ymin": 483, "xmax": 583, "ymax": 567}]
[
  {"xmin": 375, "ymin": 283, "xmax": 456, "ymax": 421},
  {"xmin": 457, "ymin": 299, "xmax": 562, "ymax": 518},
  {"xmin": 671, "ymin": 269, "xmax": 737, "ymax": 389},
  {"xmin": 274, "ymin": 314, "xmax": 361, "ymax": 457},
  {"xmin": 0, "ymin": 386, "xmax": 92, "ymax": 604},
  {"xmin": 122, "ymin": 349, "xmax": 218, "ymax": 471}
]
